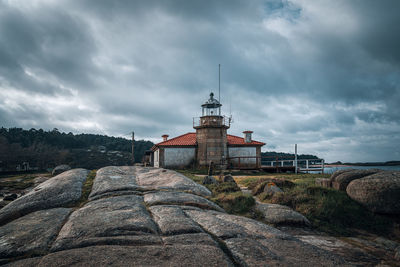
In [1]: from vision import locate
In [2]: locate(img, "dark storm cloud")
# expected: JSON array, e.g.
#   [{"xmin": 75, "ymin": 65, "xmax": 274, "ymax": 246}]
[
  {"xmin": 0, "ymin": 0, "xmax": 399, "ymax": 161},
  {"xmin": 0, "ymin": 1, "xmax": 98, "ymax": 95}
]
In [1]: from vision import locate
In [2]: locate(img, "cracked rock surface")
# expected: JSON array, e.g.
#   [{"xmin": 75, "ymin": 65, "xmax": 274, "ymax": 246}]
[{"xmin": 0, "ymin": 166, "xmax": 349, "ymax": 266}]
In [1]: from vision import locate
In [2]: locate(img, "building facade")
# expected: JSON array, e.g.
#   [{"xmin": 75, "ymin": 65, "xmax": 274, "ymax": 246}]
[{"xmin": 151, "ymin": 93, "xmax": 265, "ymax": 169}]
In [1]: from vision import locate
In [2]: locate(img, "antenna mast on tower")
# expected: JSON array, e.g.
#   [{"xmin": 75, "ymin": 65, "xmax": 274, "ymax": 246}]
[{"xmin": 218, "ymin": 64, "xmax": 221, "ymax": 102}]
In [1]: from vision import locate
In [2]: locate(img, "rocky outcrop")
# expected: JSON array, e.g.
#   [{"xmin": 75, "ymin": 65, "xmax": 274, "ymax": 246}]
[
  {"xmin": 89, "ymin": 166, "xmax": 211, "ymax": 200},
  {"xmin": 256, "ymin": 203, "xmax": 311, "ymax": 226},
  {"xmin": 0, "ymin": 166, "xmax": 348, "ymax": 266},
  {"xmin": 51, "ymin": 195, "xmax": 160, "ymax": 252},
  {"xmin": 51, "ymin": 164, "xmax": 71, "ymax": 176},
  {"xmin": 149, "ymin": 205, "xmax": 204, "ymax": 236},
  {"xmin": 144, "ymin": 191, "xmax": 224, "ymax": 212},
  {"xmin": 252, "ymin": 178, "xmax": 294, "ymax": 195},
  {"xmin": 202, "ymin": 175, "xmax": 218, "ymax": 185},
  {"xmin": 184, "ymin": 208, "xmax": 344, "ymax": 266},
  {"xmin": 263, "ymin": 183, "xmax": 283, "ymax": 195},
  {"xmin": 0, "ymin": 169, "xmax": 89, "ymax": 226},
  {"xmin": 346, "ymin": 171, "xmax": 400, "ymax": 214},
  {"xmin": 330, "ymin": 169, "xmax": 381, "ymax": 191},
  {"xmin": 223, "ymin": 175, "xmax": 235, "ymax": 183},
  {"xmin": 0, "ymin": 208, "xmax": 71, "ymax": 259},
  {"xmin": 9, "ymin": 245, "xmax": 234, "ymax": 267}
]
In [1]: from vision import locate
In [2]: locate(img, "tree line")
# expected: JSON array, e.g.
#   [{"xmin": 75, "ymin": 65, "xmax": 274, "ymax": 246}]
[
  {"xmin": 260, "ymin": 151, "xmax": 319, "ymax": 162},
  {"xmin": 0, "ymin": 127, "xmax": 154, "ymax": 171}
]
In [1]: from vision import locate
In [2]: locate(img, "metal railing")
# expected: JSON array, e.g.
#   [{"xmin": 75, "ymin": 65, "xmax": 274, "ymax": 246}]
[
  {"xmin": 193, "ymin": 115, "xmax": 231, "ymax": 128},
  {"xmin": 227, "ymin": 156, "xmax": 325, "ymax": 173},
  {"xmin": 262, "ymin": 158, "xmax": 325, "ymax": 173}
]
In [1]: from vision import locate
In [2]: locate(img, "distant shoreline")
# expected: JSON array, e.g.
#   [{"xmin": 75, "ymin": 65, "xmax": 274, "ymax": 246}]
[
  {"xmin": 324, "ymin": 164, "xmax": 353, "ymax": 167},
  {"xmin": 326, "ymin": 161, "xmax": 400, "ymax": 167}
]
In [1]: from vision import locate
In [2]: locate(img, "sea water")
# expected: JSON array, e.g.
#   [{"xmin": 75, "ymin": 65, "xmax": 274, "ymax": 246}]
[{"xmin": 322, "ymin": 165, "xmax": 400, "ymax": 174}]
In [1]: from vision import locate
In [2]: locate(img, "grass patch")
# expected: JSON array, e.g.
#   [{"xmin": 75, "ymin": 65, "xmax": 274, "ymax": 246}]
[
  {"xmin": 76, "ymin": 170, "xmax": 97, "ymax": 207},
  {"xmin": 239, "ymin": 174, "xmax": 394, "ymax": 236},
  {"xmin": 0, "ymin": 173, "xmax": 50, "ymax": 190},
  {"xmin": 206, "ymin": 182, "xmax": 241, "ymax": 194},
  {"xmin": 212, "ymin": 191, "xmax": 255, "ymax": 214},
  {"xmin": 177, "ymin": 170, "xmax": 204, "ymax": 184},
  {"xmin": 178, "ymin": 170, "xmax": 257, "ymax": 216}
]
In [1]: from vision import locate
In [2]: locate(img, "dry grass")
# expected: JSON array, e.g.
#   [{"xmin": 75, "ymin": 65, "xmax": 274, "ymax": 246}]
[{"xmin": 236, "ymin": 173, "xmax": 395, "ymax": 237}]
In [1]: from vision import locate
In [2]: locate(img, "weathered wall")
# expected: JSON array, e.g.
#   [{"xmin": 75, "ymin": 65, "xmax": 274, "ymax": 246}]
[
  {"xmin": 154, "ymin": 149, "xmax": 160, "ymax": 168},
  {"xmin": 228, "ymin": 147, "xmax": 257, "ymax": 168},
  {"xmin": 196, "ymin": 127, "xmax": 227, "ymax": 166},
  {"xmin": 164, "ymin": 148, "xmax": 196, "ymax": 168}
]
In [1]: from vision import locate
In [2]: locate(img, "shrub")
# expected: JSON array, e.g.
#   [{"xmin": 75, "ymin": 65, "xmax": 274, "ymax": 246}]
[
  {"xmin": 251, "ymin": 178, "xmax": 295, "ymax": 195},
  {"xmin": 206, "ymin": 182, "xmax": 241, "ymax": 194},
  {"xmin": 213, "ymin": 192, "xmax": 255, "ymax": 214},
  {"xmin": 263, "ymin": 184, "xmax": 393, "ymax": 236}
]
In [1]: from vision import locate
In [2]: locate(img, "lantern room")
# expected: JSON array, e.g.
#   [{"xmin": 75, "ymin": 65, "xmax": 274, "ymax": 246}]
[{"xmin": 201, "ymin": 92, "xmax": 221, "ymax": 116}]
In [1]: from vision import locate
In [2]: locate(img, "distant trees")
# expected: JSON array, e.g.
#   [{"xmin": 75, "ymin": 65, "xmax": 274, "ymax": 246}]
[
  {"xmin": 260, "ymin": 151, "xmax": 319, "ymax": 163},
  {"xmin": 0, "ymin": 127, "xmax": 154, "ymax": 171}
]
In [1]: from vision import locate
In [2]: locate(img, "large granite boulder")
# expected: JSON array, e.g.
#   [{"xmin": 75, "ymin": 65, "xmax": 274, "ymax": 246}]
[
  {"xmin": 330, "ymin": 168, "xmax": 382, "ymax": 191},
  {"xmin": 88, "ymin": 166, "xmax": 139, "ymax": 200},
  {"xmin": 10, "ymin": 245, "xmax": 234, "ymax": 267},
  {"xmin": 51, "ymin": 195, "xmax": 160, "ymax": 251},
  {"xmin": 52, "ymin": 164, "xmax": 71, "ymax": 176},
  {"xmin": 144, "ymin": 191, "xmax": 225, "ymax": 212},
  {"xmin": 149, "ymin": 205, "xmax": 204, "ymax": 236},
  {"xmin": 256, "ymin": 203, "xmax": 311, "ymax": 226},
  {"xmin": 346, "ymin": 171, "xmax": 400, "ymax": 214},
  {"xmin": 136, "ymin": 167, "xmax": 212, "ymax": 196},
  {"xmin": 263, "ymin": 183, "xmax": 283, "ymax": 195},
  {"xmin": 202, "ymin": 175, "xmax": 218, "ymax": 185},
  {"xmin": 89, "ymin": 166, "xmax": 211, "ymax": 200},
  {"xmin": 223, "ymin": 174, "xmax": 235, "ymax": 183},
  {"xmin": 0, "ymin": 169, "xmax": 89, "ymax": 226},
  {"xmin": 184, "ymin": 208, "xmax": 345, "ymax": 266},
  {"xmin": 0, "ymin": 208, "xmax": 71, "ymax": 259},
  {"xmin": 252, "ymin": 178, "xmax": 294, "ymax": 195}
]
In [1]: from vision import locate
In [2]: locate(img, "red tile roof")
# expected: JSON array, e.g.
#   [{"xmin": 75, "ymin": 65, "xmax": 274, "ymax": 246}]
[
  {"xmin": 156, "ymin": 133, "xmax": 197, "ymax": 146},
  {"xmin": 154, "ymin": 132, "xmax": 265, "ymax": 147},
  {"xmin": 227, "ymin": 134, "xmax": 265, "ymax": 145}
]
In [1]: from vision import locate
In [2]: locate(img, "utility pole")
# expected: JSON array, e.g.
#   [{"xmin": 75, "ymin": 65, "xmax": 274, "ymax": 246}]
[
  {"xmin": 131, "ymin": 132, "xmax": 135, "ymax": 165},
  {"xmin": 295, "ymin": 144, "xmax": 298, "ymax": 174}
]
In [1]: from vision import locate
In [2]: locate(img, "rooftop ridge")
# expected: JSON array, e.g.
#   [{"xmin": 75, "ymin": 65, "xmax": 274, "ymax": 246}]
[{"xmin": 154, "ymin": 132, "xmax": 265, "ymax": 147}]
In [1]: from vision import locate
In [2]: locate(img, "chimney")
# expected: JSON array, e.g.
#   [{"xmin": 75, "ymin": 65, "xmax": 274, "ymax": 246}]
[
  {"xmin": 162, "ymin": 134, "xmax": 169, "ymax": 141},
  {"xmin": 243, "ymin": 131, "xmax": 253, "ymax": 143}
]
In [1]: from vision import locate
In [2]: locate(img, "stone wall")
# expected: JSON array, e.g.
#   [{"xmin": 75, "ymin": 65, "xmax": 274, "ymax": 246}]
[{"xmin": 196, "ymin": 127, "xmax": 227, "ymax": 166}]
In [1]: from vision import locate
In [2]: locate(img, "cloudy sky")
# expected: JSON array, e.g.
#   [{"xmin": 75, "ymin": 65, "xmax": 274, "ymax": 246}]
[{"xmin": 1, "ymin": 0, "xmax": 399, "ymax": 162}]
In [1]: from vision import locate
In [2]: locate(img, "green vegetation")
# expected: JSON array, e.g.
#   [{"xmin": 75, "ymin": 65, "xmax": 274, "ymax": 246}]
[
  {"xmin": 207, "ymin": 182, "xmax": 241, "ymax": 194},
  {"xmin": 178, "ymin": 170, "xmax": 257, "ymax": 217},
  {"xmin": 236, "ymin": 174, "xmax": 394, "ymax": 236},
  {"xmin": 177, "ymin": 170, "xmax": 204, "ymax": 184},
  {"xmin": 211, "ymin": 191, "xmax": 255, "ymax": 214},
  {"xmin": 260, "ymin": 151, "xmax": 319, "ymax": 165},
  {"xmin": 76, "ymin": 170, "xmax": 97, "ymax": 207},
  {"xmin": 0, "ymin": 173, "xmax": 50, "ymax": 190},
  {"xmin": 0, "ymin": 127, "xmax": 154, "ymax": 171}
]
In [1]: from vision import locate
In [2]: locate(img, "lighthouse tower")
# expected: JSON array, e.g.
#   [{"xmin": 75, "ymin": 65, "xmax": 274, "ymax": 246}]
[{"xmin": 193, "ymin": 92, "xmax": 230, "ymax": 167}]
